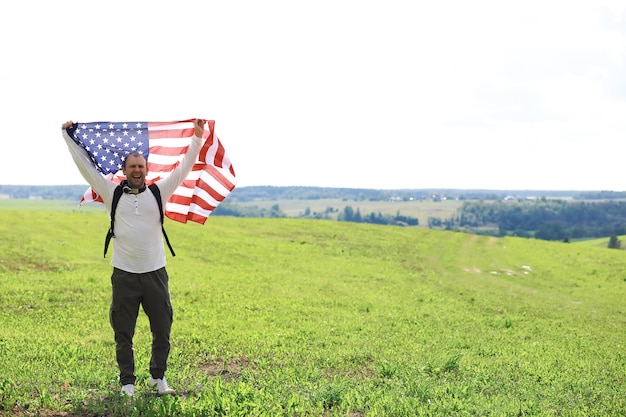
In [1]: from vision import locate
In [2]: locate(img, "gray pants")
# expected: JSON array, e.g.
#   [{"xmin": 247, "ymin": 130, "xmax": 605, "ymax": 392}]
[{"xmin": 109, "ymin": 267, "xmax": 173, "ymax": 386}]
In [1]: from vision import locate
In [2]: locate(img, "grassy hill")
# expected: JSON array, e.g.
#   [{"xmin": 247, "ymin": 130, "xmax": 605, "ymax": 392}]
[{"xmin": 0, "ymin": 210, "xmax": 624, "ymax": 416}]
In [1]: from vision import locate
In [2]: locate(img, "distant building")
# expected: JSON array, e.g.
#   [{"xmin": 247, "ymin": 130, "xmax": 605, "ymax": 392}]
[{"xmin": 0, "ymin": 194, "xmax": 9, "ymax": 199}]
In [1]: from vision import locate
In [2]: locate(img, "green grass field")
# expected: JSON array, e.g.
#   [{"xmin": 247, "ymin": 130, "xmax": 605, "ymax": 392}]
[{"xmin": 0, "ymin": 205, "xmax": 625, "ymax": 416}]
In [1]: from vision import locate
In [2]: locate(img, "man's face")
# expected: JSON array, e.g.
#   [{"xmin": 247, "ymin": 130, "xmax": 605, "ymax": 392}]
[{"xmin": 123, "ymin": 155, "xmax": 147, "ymax": 189}]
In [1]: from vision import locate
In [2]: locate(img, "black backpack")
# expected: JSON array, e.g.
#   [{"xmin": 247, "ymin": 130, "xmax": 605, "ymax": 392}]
[{"xmin": 104, "ymin": 183, "xmax": 176, "ymax": 258}]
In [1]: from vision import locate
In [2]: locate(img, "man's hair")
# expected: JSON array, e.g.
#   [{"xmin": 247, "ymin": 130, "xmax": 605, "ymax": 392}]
[{"xmin": 123, "ymin": 152, "xmax": 147, "ymax": 169}]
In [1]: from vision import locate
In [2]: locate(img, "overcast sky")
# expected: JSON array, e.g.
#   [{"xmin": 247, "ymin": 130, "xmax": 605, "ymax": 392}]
[{"xmin": 1, "ymin": 0, "xmax": 625, "ymax": 191}]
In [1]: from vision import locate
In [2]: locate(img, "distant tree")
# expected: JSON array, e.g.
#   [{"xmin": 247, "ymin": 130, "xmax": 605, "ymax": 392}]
[
  {"xmin": 354, "ymin": 208, "xmax": 362, "ymax": 223},
  {"xmin": 428, "ymin": 217, "xmax": 443, "ymax": 228},
  {"xmin": 608, "ymin": 235, "xmax": 621, "ymax": 249},
  {"xmin": 394, "ymin": 212, "xmax": 418, "ymax": 226},
  {"xmin": 340, "ymin": 206, "xmax": 355, "ymax": 222}
]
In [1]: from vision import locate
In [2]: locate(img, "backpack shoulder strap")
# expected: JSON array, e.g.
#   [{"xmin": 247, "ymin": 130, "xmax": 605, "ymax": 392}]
[
  {"xmin": 104, "ymin": 185, "xmax": 124, "ymax": 258},
  {"xmin": 148, "ymin": 184, "xmax": 176, "ymax": 257}
]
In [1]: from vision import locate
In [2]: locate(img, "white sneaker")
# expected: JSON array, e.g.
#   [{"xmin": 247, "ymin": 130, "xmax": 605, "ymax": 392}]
[
  {"xmin": 120, "ymin": 384, "xmax": 135, "ymax": 397},
  {"xmin": 147, "ymin": 377, "xmax": 176, "ymax": 395}
]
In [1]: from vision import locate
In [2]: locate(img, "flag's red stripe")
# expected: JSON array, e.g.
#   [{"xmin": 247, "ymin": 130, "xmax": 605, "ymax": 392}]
[
  {"xmin": 196, "ymin": 179, "xmax": 228, "ymax": 203},
  {"xmin": 148, "ymin": 161, "xmax": 180, "ymax": 172},
  {"xmin": 148, "ymin": 128, "xmax": 193, "ymax": 139},
  {"xmin": 165, "ymin": 211, "xmax": 189, "ymax": 224},
  {"xmin": 211, "ymin": 141, "xmax": 226, "ymax": 167},
  {"xmin": 179, "ymin": 178, "xmax": 200, "ymax": 189},
  {"xmin": 148, "ymin": 145, "xmax": 189, "ymax": 157},
  {"xmin": 198, "ymin": 121, "xmax": 214, "ymax": 163},
  {"xmin": 168, "ymin": 184, "xmax": 225, "ymax": 208},
  {"xmin": 147, "ymin": 121, "xmax": 191, "ymax": 128},
  {"xmin": 191, "ymin": 194, "xmax": 217, "ymax": 211},
  {"xmin": 164, "ymin": 209, "xmax": 209, "ymax": 225},
  {"xmin": 187, "ymin": 211, "xmax": 208, "ymax": 224},
  {"xmin": 168, "ymin": 193, "xmax": 192, "ymax": 206},
  {"xmin": 202, "ymin": 164, "xmax": 236, "ymax": 192}
]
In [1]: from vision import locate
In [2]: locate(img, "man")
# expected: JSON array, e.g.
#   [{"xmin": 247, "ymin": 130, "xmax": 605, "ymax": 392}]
[{"xmin": 61, "ymin": 119, "xmax": 206, "ymax": 397}]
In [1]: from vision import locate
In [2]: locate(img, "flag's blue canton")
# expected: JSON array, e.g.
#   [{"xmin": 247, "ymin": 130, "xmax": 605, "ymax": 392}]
[{"xmin": 70, "ymin": 122, "xmax": 150, "ymax": 175}]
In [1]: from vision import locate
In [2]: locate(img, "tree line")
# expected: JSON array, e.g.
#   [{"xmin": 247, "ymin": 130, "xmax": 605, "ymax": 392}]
[
  {"xmin": 3, "ymin": 185, "xmax": 625, "ymax": 242},
  {"xmin": 3, "ymin": 184, "xmax": 624, "ymax": 203},
  {"xmin": 338, "ymin": 206, "xmax": 418, "ymax": 226},
  {"xmin": 214, "ymin": 203, "xmax": 419, "ymax": 226},
  {"xmin": 443, "ymin": 198, "xmax": 626, "ymax": 241}
]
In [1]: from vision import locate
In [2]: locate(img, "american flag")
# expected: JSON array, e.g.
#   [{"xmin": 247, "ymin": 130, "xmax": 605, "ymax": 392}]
[{"xmin": 67, "ymin": 119, "xmax": 236, "ymax": 224}]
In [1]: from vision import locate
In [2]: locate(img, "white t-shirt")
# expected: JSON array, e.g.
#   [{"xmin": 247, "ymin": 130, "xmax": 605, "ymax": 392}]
[{"xmin": 62, "ymin": 129, "xmax": 203, "ymax": 273}]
